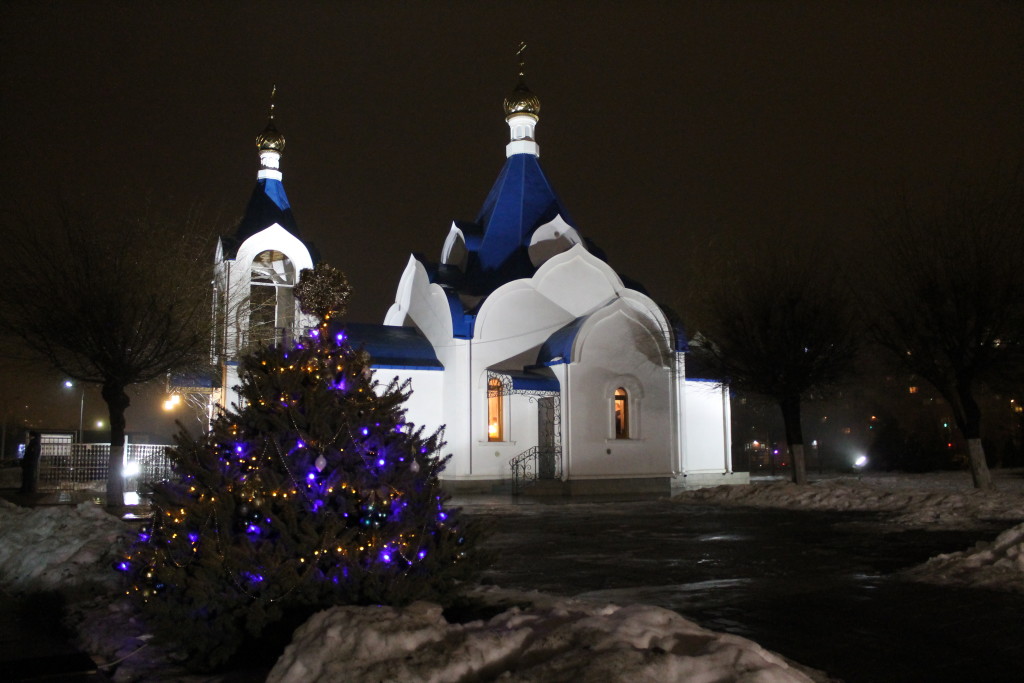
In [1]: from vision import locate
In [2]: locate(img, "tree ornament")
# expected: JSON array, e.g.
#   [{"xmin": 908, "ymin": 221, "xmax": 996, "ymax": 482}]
[
  {"xmin": 294, "ymin": 262, "xmax": 352, "ymax": 323},
  {"xmin": 314, "ymin": 454, "xmax": 327, "ymax": 472}
]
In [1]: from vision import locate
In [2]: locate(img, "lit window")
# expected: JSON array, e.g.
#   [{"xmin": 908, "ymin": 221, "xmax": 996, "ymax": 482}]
[
  {"xmin": 908, "ymin": 386, "xmax": 919, "ymax": 394},
  {"xmin": 487, "ymin": 378, "xmax": 503, "ymax": 441},
  {"xmin": 614, "ymin": 387, "xmax": 629, "ymax": 439}
]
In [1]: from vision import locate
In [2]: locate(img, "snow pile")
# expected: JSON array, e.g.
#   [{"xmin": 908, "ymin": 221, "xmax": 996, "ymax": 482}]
[
  {"xmin": 0, "ymin": 499, "xmax": 132, "ymax": 595},
  {"xmin": 903, "ymin": 521, "xmax": 1024, "ymax": 593},
  {"xmin": 269, "ymin": 596, "xmax": 816, "ymax": 683},
  {"xmin": 674, "ymin": 471, "xmax": 1024, "ymax": 528}
]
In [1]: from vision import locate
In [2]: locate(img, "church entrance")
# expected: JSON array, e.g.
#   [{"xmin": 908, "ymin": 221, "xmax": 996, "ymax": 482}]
[{"xmin": 537, "ymin": 396, "xmax": 558, "ymax": 480}]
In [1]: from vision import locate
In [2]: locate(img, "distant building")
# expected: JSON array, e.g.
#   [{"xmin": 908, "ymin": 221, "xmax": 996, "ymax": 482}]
[{"xmin": 213, "ymin": 71, "xmax": 744, "ymax": 495}]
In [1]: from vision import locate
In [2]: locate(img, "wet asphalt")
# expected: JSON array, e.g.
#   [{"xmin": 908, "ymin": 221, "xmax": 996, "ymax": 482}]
[{"xmin": 458, "ymin": 497, "xmax": 1024, "ymax": 683}]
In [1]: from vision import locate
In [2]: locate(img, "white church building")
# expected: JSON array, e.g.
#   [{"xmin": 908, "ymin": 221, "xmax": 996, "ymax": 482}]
[{"xmin": 212, "ymin": 76, "xmax": 744, "ymax": 495}]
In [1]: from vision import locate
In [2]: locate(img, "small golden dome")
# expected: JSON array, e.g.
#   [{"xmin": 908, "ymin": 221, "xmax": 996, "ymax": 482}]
[
  {"xmin": 504, "ymin": 74, "xmax": 540, "ymax": 119},
  {"xmin": 256, "ymin": 119, "xmax": 286, "ymax": 154}
]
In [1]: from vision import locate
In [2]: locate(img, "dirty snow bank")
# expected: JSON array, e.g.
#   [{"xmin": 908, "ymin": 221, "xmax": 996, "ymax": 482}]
[
  {"xmin": 269, "ymin": 594, "xmax": 816, "ymax": 683},
  {"xmin": 0, "ymin": 498, "xmax": 131, "ymax": 595},
  {"xmin": 674, "ymin": 470, "xmax": 1024, "ymax": 528},
  {"xmin": 902, "ymin": 521, "xmax": 1024, "ymax": 593}
]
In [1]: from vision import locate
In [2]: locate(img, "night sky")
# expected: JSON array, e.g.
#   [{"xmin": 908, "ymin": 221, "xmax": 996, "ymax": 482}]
[{"xmin": 2, "ymin": 1, "xmax": 1022, "ymax": 436}]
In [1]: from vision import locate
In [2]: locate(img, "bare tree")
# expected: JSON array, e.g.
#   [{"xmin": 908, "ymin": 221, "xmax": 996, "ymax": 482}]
[
  {"xmin": 0, "ymin": 202, "xmax": 214, "ymax": 509},
  {"xmin": 691, "ymin": 247, "xmax": 859, "ymax": 485},
  {"xmin": 867, "ymin": 171, "xmax": 1024, "ymax": 490}
]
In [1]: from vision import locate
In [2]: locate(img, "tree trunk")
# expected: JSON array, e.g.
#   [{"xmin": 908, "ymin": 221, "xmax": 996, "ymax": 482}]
[
  {"xmin": 956, "ymin": 382, "xmax": 993, "ymax": 490},
  {"xmin": 966, "ymin": 438, "xmax": 993, "ymax": 490},
  {"xmin": 779, "ymin": 395, "xmax": 808, "ymax": 485},
  {"xmin": 101, "ymin": 381, "xmax": 130, "ymax": 511}
]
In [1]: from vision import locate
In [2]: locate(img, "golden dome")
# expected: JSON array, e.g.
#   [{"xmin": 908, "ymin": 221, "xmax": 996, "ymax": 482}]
[
  {"xmin": 256, "ymin": 118, "xmax": 285, "ymax": 154},
  {"xmin": 504, "ymin": 74, "xmax": 540, "ymax": 119}
]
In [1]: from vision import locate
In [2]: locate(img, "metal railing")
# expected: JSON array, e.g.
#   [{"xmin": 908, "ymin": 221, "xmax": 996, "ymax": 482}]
[
  {"xmin": 37, "ymin": 442, "xmax": 174, "ymax": 493},
  {"xmin": 509, "ymin": 446, "xmax": 562, "ymax": 495}
]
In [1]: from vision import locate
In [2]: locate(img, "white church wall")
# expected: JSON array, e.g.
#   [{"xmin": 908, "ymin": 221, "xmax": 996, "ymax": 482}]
[
  {"xmin": 440, "ymin": 223, "xmax": 468, "ymax": 270},
  {"xmin": 435, "ymin": 340, "xmax": 474, "ymax": 480},
  {"xmin": 563, "ymin": 309, "xmax": 675, "ymax": 479},
  {"xmin": 384, "ymin": 256, "xmax": 455, "ymax": 348},
  {"xmin": 527, "ymin": 214, "xmax": 581, "ymax": 267},
  {"xmin": 474, "ymin": 282, "xmax": 574, "ymax": 357},
  {"xmin": 370, "ymin": 368, "xmax": 446, "ymax": 445},
  {"xmin": 232, "ymin": 225, "xmax": 315, "ymax": 278},
  {"xmin": 466, "ymin": 389, "xmax": 540, "ymax": 481},
  {"xmin": 682, "ymin": 379, "xmax": 732, "ymax": 473},
  {"xmin": 532, "ymin": 245, "xmax": 623, "ymax": 318},
  {"xmin": 619, "ymin": 290, "xmax": 674, "ymax": 340},
  {"xmin": 223, "ymin": 225, "xmax": 316, "ymax": 339},
  {"xmin": 215, "ymin": 224, "xmax": 317, "ymax": 411}
]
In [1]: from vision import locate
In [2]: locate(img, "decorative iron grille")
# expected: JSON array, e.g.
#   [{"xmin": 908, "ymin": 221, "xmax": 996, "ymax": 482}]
[
  {"xmin": 510, "ymin": 445, "xmax": 562, "ymax": 494},
  {"xmin": 37, "ymin": 442, "xmax": 174, "ymax": 494}
]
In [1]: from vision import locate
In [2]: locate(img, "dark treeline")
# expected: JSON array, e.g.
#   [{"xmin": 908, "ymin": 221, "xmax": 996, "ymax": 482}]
[{"xmin": 684, "ymin": 167, "xmax": 1024, "ymax": 489}]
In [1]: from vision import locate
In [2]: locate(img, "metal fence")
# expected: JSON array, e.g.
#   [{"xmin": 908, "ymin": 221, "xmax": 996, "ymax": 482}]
[{"xmin": 38, "ymin": 442, "xmax": 174, "ymax": 493}]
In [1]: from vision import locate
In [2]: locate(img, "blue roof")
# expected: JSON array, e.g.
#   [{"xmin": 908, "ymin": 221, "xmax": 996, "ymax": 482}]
[
  {"xmin": 236, "ymin": 178, "xmax": 297, "ymax": 241},
  {"xmin": 535, "ymin": 309, "xmax": 686, "ymax": 365},
  {"xmin": 475, "ymin": 153, "xmax": 575, "ymax": 271},
  {"xmin": 420, "ymin": 153, "xmax": 587, "ymax": 335},
  {"xmin": 537, "ymin": 316, "xmax": 589, "ymax": 366},
  {"xmin": 507, "ymin": 370, "xmax": 560, "ymax": 392},
  {"xmin": 339, "ymin": 323, "xmax": 443, "ymax": 370},
  {"xmin": 222, "ymin": 177, "xmax": 312, "ymax": 259},
  {"xmin": 444, "ymin": 289, "xmax": 476, "ymax": 339}
]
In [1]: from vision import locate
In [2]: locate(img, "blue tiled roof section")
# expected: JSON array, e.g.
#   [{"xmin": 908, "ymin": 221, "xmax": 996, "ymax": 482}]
[
  {"xmin": 537, "ymin": 316, "xmax": 589, "ymax": 366},
  {"xmin": 338, "ymin": 322, "xmax": 443, "ymax": 370},
  {"xmin": 475, "ymin": 154, "xmax": 576, "ymax": 272},
  {"xmin": 455, "ymin": 220, "xmax": 484, "ymax": 251},
  {"xmin": 235, "ymin": 178, "xmax": 299, "ymax": 244},
  {"xmin": 508, "ymin": 371, "xmax": 560, "ymax": 392},
  {"xmin": 445, "ymin": 290, "xmax": 476, "ymax": 339}
]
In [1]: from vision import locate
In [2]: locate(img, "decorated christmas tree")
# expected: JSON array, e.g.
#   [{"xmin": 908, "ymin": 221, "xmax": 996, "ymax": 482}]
[{"xmin": 120, "ymin": 263, "xmax": 485, "ymax": 669}]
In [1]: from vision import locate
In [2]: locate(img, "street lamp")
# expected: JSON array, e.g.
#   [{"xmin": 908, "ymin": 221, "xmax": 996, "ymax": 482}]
[{"xmin": 63, "ymin": 380, "xmax": 85, "ymax": 443}]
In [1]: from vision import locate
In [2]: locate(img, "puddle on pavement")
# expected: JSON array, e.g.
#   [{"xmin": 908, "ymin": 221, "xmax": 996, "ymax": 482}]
[{"xmin": 468, "ymin": 499, "xmax": 1022, "ymax": 683}]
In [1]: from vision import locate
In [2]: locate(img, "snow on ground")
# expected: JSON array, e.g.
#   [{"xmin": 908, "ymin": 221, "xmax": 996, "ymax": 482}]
[
  {"xmin": 0, "ymin": 497, "xmax": 824, "ymax": 682},
  {"xmin": 4, "ymin": 470, "xmax": 1024, "ymax": 681},
  {"xmin": 0, "ymin": 498, "xmax": 132, "ymax": 596},
  {"xmin": 269, "ymin": 591, "xmax": 817, "ymax": 683},
  {"xmin": 674, "ymin": 469, "xmax": 1024, "ymax": 528},
  {"xmin": 902, "ymin": 521, "xmax": 1024, "ymax": 593}
]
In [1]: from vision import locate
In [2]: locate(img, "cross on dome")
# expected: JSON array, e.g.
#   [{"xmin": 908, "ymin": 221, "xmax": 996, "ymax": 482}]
[
  {"xmin": 504, "ymin": 42, "xmax": 541, "ymax": 119},
  {"xmin": 257, "ymin": 86, "xmax": 286, "ymax": 177},
  {"xmin": 504, "ymin": 43, "xmax": 540, "ymax": 158}
]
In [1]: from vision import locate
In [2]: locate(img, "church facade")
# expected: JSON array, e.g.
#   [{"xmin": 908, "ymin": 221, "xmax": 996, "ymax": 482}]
[{"xmin": 212, "ymin": 77, "xmax": 744, "ymax": 495}]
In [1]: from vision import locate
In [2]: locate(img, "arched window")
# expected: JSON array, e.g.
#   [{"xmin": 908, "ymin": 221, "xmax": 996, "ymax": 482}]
[
  {"xmin": 614, "ymin": 387, "xmax": 629, "ymax": 439},
  {"xmin": 248, "ymin": 250, "xmax": 295, "ymax": 347},
  {"xmin": 487, "ymin": 377, "xmax": 504, "ymax": 441}
]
